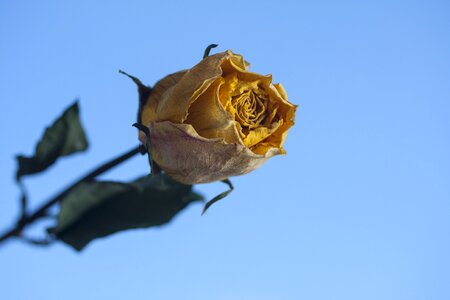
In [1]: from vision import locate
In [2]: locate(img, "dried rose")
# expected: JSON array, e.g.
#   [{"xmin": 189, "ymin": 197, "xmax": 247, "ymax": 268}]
[{"xmin": 139, "ymin": 50, "xmax": 297, "ymax": 184}]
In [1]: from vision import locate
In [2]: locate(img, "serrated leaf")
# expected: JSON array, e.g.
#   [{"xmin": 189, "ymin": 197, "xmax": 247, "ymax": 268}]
[
  {"xmin": 49, "ymin": 174, "xmax": 203, "ymax": 251},
  {"xmin": 16, "ymin": 101, "xmax": 89, "ymax": 179}
]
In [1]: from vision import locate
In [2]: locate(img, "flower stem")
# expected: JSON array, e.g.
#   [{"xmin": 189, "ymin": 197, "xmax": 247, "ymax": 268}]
[{"xmin": 0, "ymin": 145, "xmax": 143, "ymax": 246}]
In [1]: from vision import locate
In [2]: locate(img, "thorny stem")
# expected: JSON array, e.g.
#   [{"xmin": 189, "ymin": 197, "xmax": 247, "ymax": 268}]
[{"xmin": 0, "ymin": 145, "xmax": 144, "ymax": 246}]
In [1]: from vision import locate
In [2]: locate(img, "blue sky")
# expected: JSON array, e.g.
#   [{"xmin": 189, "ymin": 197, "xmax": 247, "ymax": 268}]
[{"xmin": 1, "ymin": 0, "xmax": 449, "ymax": 299}]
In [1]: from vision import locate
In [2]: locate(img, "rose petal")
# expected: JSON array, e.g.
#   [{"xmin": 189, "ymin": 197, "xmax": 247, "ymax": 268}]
[
  {"xmin": 185, "ymin": 77, "xmax": 242, "ymax": 144},
  {"xmin": 141, "ymin": 70, "xmax": 187, "ymax": 125},
  {"xmin": 259, "ymin": 83, "xmax": 297, "ymax": 149},
  {"xmin": 154, "ymin": 51, "xmax": 236, "ymax": 123},
  {"xmin": 147, "ymin": 121, "xmax": 281, "ymax": 184},
  {"xmin": 142, "ymin": 50, "xmax": 250, "ymax": 126},
  {"xmin": 195, "ymin": 120, "xmax": 243, "ymax": 145},
  {"xmin": 274, "ymin": 83, "xmax": 289, "ymax": 101},
  {"xmin": 243, "ymin": 120, "xmax": 282, "ymax": 148},
  {"xmin": 220, "ymin": 51, "xmax": 249, "ymax": 73}
]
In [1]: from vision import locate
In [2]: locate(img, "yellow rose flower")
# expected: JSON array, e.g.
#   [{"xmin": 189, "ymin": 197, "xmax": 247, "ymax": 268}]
[{"xmin": 139, "ymin": 50, "xmax": 297, "ymax": 184}]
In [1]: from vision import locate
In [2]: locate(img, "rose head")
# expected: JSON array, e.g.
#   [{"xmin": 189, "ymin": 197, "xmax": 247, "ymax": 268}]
[{"xmin": 139, "ymin": 50, "xmax": 297, "ymax": 184}]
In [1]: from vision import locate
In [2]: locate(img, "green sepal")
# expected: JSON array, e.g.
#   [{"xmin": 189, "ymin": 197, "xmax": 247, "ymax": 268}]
[
  {"xmin": 119, "ymin": 70, "xmax": 152, "ymax": 123},
  {"xmin": 203, "ymin": 44, "xmax": 219, "ymax": 58},
  {"xmin": 133, "ymin": 123, "xmax": 160, "ymax": 175},
  {"xmin": 202, "ymin": 179, "xmax": 234, "ymax": 215}
]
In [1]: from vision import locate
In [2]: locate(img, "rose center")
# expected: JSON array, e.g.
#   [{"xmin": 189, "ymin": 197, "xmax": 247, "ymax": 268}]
[{"xmin": 231, "ymin": 90, "xmax": 268, "ymax": 130}]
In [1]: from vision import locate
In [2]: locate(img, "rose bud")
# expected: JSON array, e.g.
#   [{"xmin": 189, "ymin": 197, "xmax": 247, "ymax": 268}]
[{"xmin": 138, "ymin": 50, "xmax": 297, "ymax": 184}]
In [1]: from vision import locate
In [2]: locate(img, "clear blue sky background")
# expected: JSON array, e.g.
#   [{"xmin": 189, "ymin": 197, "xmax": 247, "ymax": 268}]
[{"xmin": 1, "ymin": 0, "xmax": 449, "ymax": 299}]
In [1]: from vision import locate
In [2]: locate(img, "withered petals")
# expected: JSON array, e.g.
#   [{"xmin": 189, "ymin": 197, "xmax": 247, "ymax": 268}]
[
  {"xmin": 186, "ymin": 77, "xmax": 229, "ymax": 132},
  {"xmin": 154, "ymin": 52, "xmax": 229, "ymax": 123},
  {"xmin": 149, "ymin": 121, "xmax": 280, "ymax": 184},
  {"xmin": 141, "ymin": 70, "xmax": 187, "ymax": 125}
]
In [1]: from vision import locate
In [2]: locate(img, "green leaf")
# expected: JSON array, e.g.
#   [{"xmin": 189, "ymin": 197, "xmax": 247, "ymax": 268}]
[
  {"xmin": 16, "ymin": 101, "xmax": 89, "ymax": 179},
  {"xmin": 49, "ymin": 174, "xmax": 203, "ymax": 251}
]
